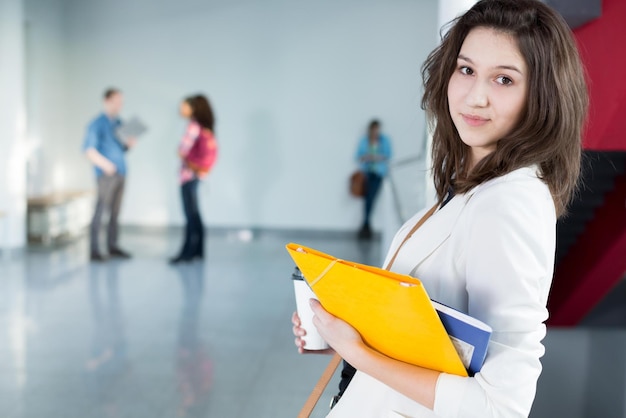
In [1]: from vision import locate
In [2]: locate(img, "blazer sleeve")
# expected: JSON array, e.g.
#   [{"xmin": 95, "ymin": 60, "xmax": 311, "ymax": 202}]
[{"xmin": 433, "ymin": 177, "xmax": 556, "ymax": 418}]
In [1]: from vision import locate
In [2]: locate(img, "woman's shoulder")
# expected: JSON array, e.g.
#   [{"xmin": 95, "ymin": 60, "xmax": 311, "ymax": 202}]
[
  {"xmin": 474, "ymin": 165, "xmax": 548, "ymax": 196},
  {"xmin": 467, "ymin": 165, "xmax": 555, "ymax": 216},
  {"xmin": 186, "ymin": 121, "xmax": 206, "ymax": 139},
  {"xmin": 188, "ymin": 120, "xmax": 201, "ymax": 129}
]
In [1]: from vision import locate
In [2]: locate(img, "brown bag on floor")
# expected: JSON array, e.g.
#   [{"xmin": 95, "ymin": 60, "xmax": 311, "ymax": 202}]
[{"xmin": 349, "ymin": 171, "xmax": 366, "ymax": 197}]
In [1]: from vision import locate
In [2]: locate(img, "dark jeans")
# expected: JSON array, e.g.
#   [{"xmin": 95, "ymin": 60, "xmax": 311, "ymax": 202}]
[
  {"xmin": 363, "ymin": 172, "xmax": 383, "ymax": 228},
  {"xmin": 90, "ymin": 174, "xmax": 125, "ymax": 253},
  {"xmin": 177, "ymin": 179, "xmax": 204, "ymax": 258}
]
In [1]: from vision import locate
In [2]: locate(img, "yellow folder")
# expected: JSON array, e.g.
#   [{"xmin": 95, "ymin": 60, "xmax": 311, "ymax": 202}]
[{"xmin": 286, "ymin": 243, "xmax": 468, "ymax": 377}]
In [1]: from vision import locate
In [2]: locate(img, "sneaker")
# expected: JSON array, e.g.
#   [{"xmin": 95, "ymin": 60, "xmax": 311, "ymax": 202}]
[
  {"xmin": 108, "ymin": 247, "xmax": 132, "ymax": 259},
  {"xmin": 90, "ymin": 252, "xmax": 108, "ymax": 262},
  {"xmin": 168, "ymin": 255, "xmax": 194, "ymax": 265},
  {"xmin": 358, "ymin": 225, "xmax": 372, "ymax": 240}
]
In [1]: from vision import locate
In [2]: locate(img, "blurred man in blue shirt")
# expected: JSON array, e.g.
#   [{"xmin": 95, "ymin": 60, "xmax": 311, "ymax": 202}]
[{"xmin": 83, "ymin": 88, "xmax": 136, "ymax": 261}]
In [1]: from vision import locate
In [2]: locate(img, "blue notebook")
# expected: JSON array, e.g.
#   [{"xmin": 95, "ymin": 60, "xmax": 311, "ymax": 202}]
[{"xmin": 431, "ymin": 301, "xmax": 492, "ymax": 376}]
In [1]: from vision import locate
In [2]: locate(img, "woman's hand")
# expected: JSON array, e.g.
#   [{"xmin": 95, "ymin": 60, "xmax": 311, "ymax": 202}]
[
  {"xmin": 291, "ymin": 311, "xmax": 334, "ymax": 355},
  {"xmin": 309, "ymin": 299, "xmax": 366, "ymax": 363}
]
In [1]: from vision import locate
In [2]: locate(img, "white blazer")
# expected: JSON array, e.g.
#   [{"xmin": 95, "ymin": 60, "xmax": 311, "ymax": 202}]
[{"xmin": 328, "ymin": 166, "xmax": 556, "ymax": 418}]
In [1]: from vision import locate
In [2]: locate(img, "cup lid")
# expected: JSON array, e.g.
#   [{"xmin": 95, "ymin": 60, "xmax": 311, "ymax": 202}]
[{"xmin": 291, "ymin": 267, "xmax": 305, "ymax": 280}]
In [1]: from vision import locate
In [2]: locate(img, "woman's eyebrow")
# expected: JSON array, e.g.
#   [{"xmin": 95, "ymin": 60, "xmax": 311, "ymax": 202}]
[{"xmin": 457, "ymin": 54, "xmax": 523, "ymax": 75}]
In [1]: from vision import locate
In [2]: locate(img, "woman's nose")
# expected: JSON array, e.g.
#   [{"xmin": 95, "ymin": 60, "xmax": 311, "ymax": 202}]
[{"xmin": 464, "ymin": 80, "xmax": 488, "ymax": 108}]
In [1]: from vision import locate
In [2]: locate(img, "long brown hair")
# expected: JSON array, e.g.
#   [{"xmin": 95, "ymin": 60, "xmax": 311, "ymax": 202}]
[
  {"xmin": 185, "ymin": 94, "xmax": 215, "ymax": 132},
  {"xmin": 422, "ymin": 0, "xmax": 588, "ymax": 217}
]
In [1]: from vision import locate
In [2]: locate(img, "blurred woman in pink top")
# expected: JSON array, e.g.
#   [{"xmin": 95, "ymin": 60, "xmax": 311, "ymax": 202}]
[{"xmin": 170, "ymin": 94, "xmax": 218, "ymax": 264}]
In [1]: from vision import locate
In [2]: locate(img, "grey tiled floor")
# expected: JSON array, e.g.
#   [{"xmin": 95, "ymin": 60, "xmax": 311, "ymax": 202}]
[
  {"xmin": 1, "ymin": 229, "xmax": 625, "ymax": 418},
  {"xmin": 0, "ymin": 230, "xmax": 380, "ymax": 418}
]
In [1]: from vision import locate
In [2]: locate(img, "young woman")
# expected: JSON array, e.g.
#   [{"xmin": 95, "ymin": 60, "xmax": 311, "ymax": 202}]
[
  {"xmin": 292, "ymin": 0, "xmax": 588, "ymax": 416},
  {"xmin": 355, "ymin": 120, "xmax": 393, "ymax": 239},
  {"xmin": 170, "ymin": 95, "xmax": 217, "ymax": 264}
]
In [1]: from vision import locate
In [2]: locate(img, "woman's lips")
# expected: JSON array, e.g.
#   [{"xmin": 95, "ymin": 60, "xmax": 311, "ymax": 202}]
[{"xmin": 461, "ymin": 114, "xmax": 489, "ymax": 127}]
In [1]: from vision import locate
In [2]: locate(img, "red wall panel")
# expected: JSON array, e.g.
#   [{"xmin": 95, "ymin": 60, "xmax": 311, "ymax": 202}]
[{"xmin": 574, "ymin": 0, "xmax": 626, "ymax": 150}]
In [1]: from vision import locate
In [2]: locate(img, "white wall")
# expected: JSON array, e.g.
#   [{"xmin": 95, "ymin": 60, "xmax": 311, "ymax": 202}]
[
  {"xmin": 51, "ymin": 0, "xmax": 438, "ymax": 230},
  {"xmin": 0, "ymin": 0, "xmax": 27, "ymax": 248},
  {"xmin": 24, "ymin": 0, "xmax": 69, "ymax": 197}
]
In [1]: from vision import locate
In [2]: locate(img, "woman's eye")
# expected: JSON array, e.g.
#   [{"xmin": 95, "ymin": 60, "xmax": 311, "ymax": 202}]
[
  {"xmin": 496, "ymin": 76, "xmax": 513, "ymax": 85},
  {"xmin": 459, "ymin": 66, "xmax": 473, "ymax": 75}
]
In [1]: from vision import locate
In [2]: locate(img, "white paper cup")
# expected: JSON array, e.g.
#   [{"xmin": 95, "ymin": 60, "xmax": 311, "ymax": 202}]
[{"xmin": 293, "ymin": 274, "xmax": 329, "ymax": 350}]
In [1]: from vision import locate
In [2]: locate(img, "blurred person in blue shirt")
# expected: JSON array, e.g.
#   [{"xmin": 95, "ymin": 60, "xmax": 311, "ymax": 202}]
[
  {"xmin": 355, "ymin": 119, "xmax": 392, "ymax": 239},
  {"xmin": 82, "ymin": 88, "xmax": 137, "ymax": 261}
]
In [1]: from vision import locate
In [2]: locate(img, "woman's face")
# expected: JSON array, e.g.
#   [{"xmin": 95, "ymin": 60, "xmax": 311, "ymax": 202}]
[
  {"xmin": 368, "ymin": 125, "xmax": 380, "ymax": 139},
  {"xmin": 447, "ymin": 27, "xmax": 528, "ymax": 166},
  {"xmin": 180, "ymin": 101, "xmax": 193, "ymax": 119}
]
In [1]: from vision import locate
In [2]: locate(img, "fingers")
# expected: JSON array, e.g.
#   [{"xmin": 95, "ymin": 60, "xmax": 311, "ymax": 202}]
[
  {"xmin": 291, "ymin": 311, "xmax": 301, "ymax": 327},
  {"xmin": 309, "ymin": 299, "xmax": 332, "ymax": 323},
  {"xmin": 293, "ymin": 308, "xmax": 337, "ymax": 356},
  {"xmin": 292, "ymin": 324, "xmax": 306, "ymax": 337},
  {"xmin": 294, "ymin": 336, "xmax": 336, "ymax": 356},
  {"xmin": 291, "ymin": 311, "xmax": 306, "ymax": 338},
  {"xmin": 292, "ymin": 310, "xmax": 307, "ymax": 354},
  {"xmin": 309, "ymin": 299, "xmax": 325, "ymax": 315},
  {"xmin": 294, "ymin": 337, "xmax": 305, "ymax": 353}
]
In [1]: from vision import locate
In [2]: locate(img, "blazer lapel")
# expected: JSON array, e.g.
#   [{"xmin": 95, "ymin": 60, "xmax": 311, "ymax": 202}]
[{"xmin": 390, "ymin": 194, "xmax": 471, "ymax": 276}]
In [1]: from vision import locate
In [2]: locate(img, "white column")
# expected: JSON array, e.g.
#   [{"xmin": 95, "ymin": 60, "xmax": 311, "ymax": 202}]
[
  {"xmin": 423, "ymin": 0, "xmax": 478, "ymax": 208},
  {"xmin": 438, "ymin": 0, "xmax": 478, "ymax": 33},
  {"xmin": 380, "ymin": 1, "xmax": 479, "ymax": 260},
  {"xmin": 0, "ymin": 0, "xmax": 27, "ymax": 249}
]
